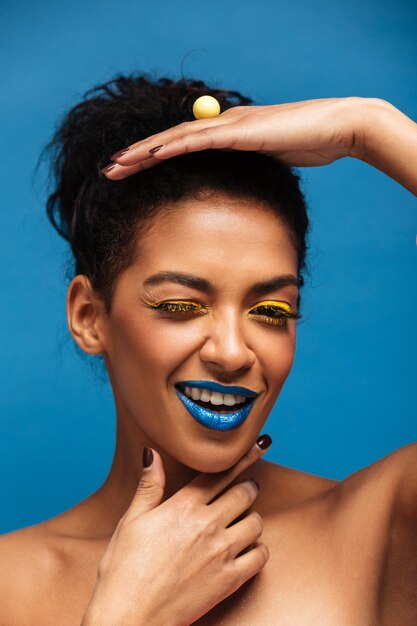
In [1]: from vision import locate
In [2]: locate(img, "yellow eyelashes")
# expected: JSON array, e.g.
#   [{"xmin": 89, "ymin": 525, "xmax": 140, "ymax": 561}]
[
  {"xmin": 247, "ymin": 300, "xmax": 300, "ymax": 327},
  {"xmin": 144, "ymin": 299, "xmax": 206, "ymax": 315},
  {"xmin": 144, "ymin": 299, "xmax": 300, "ymax": 327}
]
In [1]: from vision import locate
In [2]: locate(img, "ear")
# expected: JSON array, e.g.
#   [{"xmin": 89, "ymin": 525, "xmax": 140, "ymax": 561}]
[{"xmin": 66, "ymin": 275, "xmax": 107, "ymax": 355}]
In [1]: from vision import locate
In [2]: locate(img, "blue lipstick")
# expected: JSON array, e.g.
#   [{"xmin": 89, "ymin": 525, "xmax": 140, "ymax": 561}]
[
  {"xmin": 175, "ymin": 380, "xmax": 259, "ymax": 431},
  {"xmin": 177, "ymin": 380, "xmax": 258, "ymax": 398}
]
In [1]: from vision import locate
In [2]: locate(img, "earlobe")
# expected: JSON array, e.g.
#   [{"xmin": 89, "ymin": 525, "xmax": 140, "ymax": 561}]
[{"xmin": 66, "ymin": 275, "xmax": 106, "ymax": 355}]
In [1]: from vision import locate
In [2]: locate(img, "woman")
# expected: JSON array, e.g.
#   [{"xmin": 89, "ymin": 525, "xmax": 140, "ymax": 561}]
[{"xmin": 0, "ymin": 73, "xmax": 416, "ymax": 625}]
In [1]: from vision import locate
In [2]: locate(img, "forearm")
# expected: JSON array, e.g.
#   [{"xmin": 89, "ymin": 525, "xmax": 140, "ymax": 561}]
[
  {"xmin": 353, "ymin": 98, "xmax": 417, "ymax": 196},
  {"xmin": 80, "ymin": 583, "xmax": 178, "ymax": 626},
  {"xmin": 81, "ymin": 599, "xmax": 171, "ymax": 626}
]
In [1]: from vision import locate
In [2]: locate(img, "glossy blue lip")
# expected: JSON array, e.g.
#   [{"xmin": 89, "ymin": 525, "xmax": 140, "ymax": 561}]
[
  {"xmin": 175, "ymin": 387, "xmax": 256, "ymax": 431},
  {"xmin": 176, "ymin": 380, "xmax": 258, "ymax": 398}
]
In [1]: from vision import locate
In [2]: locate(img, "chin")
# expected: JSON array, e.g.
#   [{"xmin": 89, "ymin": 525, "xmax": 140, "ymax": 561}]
[{"xmin": 181, "ymin": 439, "xmax": 255, "ymax": 474}]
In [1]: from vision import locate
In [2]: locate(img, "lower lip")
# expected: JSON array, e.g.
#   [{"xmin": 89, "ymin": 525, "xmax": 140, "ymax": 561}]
[{"xmin": 175, "ymin": 388, "xmax": 256, "ymax": 431}]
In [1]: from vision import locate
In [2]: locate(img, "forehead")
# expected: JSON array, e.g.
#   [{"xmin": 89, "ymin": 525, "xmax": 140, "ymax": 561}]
[{"xmin": 135, "ymin": 193, "xmax": 298, "ymax": 276}]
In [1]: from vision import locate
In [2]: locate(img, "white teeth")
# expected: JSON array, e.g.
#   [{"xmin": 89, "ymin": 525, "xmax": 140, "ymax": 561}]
[
  {"xmin": 210, "ymin": 392, "xmax": 223, "ymax": 405},
  {"xmin": 191, "ymin": 387, "xmax": 200, "ymax": 401},
  {"xmin": 223, "ymin": 393, "xmax": 237, "ymax": 406},
  {"xmin": 181, "ymin": 385, "xmax": 247, "ymax": 406},
  {"xmin": 200, "ymin": 389, "xmax": 211, "ymax": 402}
]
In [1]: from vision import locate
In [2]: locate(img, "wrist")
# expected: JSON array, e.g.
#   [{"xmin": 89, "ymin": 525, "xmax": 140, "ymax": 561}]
[
  {"xmin": 81, "ymin": 604, "xmax": 147, "ymax": 626},
  {"xmin": 81, "ymin": 593, "xmax": 178, "ymax": 626},
  {"xmin": 347, "ymin": 96, "xmax": 417, "ymax": 195},
  {"xmin": 347, "ymin": 96, "xmax": 399, "ymax": 161}
]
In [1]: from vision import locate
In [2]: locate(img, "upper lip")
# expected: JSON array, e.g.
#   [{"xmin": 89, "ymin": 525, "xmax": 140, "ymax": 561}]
[{"xmin": 175, "ymin": 380, "xmax": 259, "ymax": 398}]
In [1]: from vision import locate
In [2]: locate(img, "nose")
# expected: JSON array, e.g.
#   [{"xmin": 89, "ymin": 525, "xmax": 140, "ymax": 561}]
[{"xmin": 199, "ymin": 308, "xmax": 256, "ymax": 373}]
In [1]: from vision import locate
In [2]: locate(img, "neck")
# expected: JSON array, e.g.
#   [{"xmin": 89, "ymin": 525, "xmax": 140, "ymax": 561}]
[
  {"xmin": 71, "ymin": 393, "xmax": 266, "ymax": 542},
  {"xmin": 90, "ymin": 409, "xmax": 201, "ymax": 538}
]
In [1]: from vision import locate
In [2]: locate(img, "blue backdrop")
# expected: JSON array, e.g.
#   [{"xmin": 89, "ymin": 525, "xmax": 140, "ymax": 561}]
[{"xmin": 1, "ymin": 0, "xmax": 416, "ymax": 533}]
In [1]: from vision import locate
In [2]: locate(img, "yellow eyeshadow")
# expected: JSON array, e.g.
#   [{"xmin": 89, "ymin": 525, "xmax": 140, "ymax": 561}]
[
  {"xmin": 144, "ymin": 299, "xmax": 204, "ymax": 313},
  {"xmin": 248, "ymin": 300, "xmax": 296, "ymax": 315},
  {"xmin": 143, "ymin": 299, "xmax": 299, "ymax": 323}
]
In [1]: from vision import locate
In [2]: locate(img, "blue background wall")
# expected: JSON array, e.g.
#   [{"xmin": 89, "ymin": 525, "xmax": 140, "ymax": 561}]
[{"xmin": 1, "ymin": 0, "xmax": 416, "ymax": 533}]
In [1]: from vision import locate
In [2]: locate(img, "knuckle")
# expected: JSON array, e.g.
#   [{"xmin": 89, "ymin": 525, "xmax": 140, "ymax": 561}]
[
  {"xmin": 137, "ymin": 478, "xmax": 163, "ymax": 497},
  {"xmin": 235, "ymin": 481, "xmax": 256, "ymax": 504},
  {"xmin": 204, "ymin": 518, "xmax": 219, "ymax": 539},
  {"xmin": 258, "ymin": 541, "xmax": 270, "ymax": 563},
  {"xmin": 137, "ymin": 475, "xmax": 153, "ymax": 490},
  {"xmin": 210, "ymin": 535, "xmax": 229, "ymax": 559},
  {"xmin": 189, "ymin": 513, "xmax": 217, "ymax": 540},
  {"xmin": 248, "ymin": 511, "xmax": 263, "ymax": 534},
  {"xmin": 175, "ymin": 494, "xmax": 197, "ymax": 517},
  {"xmin": 198, "ymin": 127, "xmax": 216, "ymax": 145},
  {"xmin": 225, "ymin": 557, "xmax": 243, "ymax": 580}
]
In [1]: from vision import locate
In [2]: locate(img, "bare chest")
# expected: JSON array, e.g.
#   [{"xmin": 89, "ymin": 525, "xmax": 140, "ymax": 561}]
[
  {"xmin": 20, "ymin": 484, "xmax": 416, "ymax": 626},
  {"xmin": 193, "ymin": 499, "xmax": 392, "ymax": 626}
]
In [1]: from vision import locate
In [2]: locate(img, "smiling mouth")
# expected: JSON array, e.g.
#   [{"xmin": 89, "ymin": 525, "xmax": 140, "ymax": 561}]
[
  {"xmin": 174, "ymin": 384, "xmax": 256, "ymax": 431},
  {"xmin": 174, "ymin": 383, "xmax": 253, "ymax": 413}
]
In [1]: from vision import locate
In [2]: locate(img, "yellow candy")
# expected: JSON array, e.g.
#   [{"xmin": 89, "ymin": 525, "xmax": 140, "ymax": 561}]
[{"xmin": 192, "ymin": 95, "xmax": 221, "ymax": 119}]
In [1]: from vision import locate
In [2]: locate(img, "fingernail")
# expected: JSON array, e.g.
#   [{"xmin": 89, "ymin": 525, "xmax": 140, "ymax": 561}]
[
  {"xmin": 149, "ymin": 144, "xmax": 164, "ymax": 154},
  {"xmin": 111, "ymin": 148, "xmax": 130, "ymax": 161},
  {"xmin": 143, "ymin": 447, "xmax": 153, "ymax": 468},
  {"xmin": 256, "ymin": 434, "xmax": 272, "ymax": 450},
  {"xmin": 249, "ymin": 479, "xmax": 260, "ymax": 490},
  {"xmin": 101, "ymin": 163, "xmax": 116, "ymax": 173}
]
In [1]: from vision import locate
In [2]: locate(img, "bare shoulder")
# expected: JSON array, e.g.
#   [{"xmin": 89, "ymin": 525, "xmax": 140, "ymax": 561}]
[
  {"xmin": 0, "ymin": 517, "xmax": 99, "ymax": 625},
  {"xmin": 327, "ymin": 442, "xmax": 417, "ymax": 624},
  {"xmin": 254, "ymin": 457, "xmax": 339, "ymax": 515},
  {"xmin": 258, "ymin": 442, "xmax": 417, "ymax": 518},
  {"xmin": 338, "ymin": 441, "xmax": 417, "ymax": 506},
  {"xmin": 308, "ymin": 442, "xmax": 417, "ymax": 522},
  {"xmin": 340, "ymin": 442, "xmax": 417, "ymax": 624},
  {"xmin": 0, "ymin": 522, "xmax": 59, "ymax": 624}
]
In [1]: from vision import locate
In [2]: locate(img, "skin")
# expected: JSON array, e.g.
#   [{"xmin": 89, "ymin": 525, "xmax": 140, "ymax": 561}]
[
  {"xmin": 73, "ymin": 194, "xmax": 299, "ymax": 497},
  {"xmin": 0, "ymin": 96, "xmax": 416, "ymax": 625}
]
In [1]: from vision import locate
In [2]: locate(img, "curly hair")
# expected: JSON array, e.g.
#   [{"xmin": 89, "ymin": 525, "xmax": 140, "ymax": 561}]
[{"xmin": 39, "ymin": 71, "xmax": 309, "ymax": 313}]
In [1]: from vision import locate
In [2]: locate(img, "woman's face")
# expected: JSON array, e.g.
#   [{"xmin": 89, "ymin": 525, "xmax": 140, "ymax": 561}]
[{"xmin": 101, "ymin": 192, "xmax": 299, "ymax": 472}]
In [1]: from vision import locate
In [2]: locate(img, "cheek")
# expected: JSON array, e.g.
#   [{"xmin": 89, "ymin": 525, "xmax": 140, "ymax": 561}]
[
  {"xmin": 108, "ymin": 314, "xmax": 200, "ymax": 382},
  {"xmin": 257, "ymin": 324, "xmax": 296, "ymax": 388}
]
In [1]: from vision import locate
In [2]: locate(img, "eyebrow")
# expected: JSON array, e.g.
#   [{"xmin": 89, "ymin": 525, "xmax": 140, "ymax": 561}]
[{"xmin": 142, "ymin": 271, "xmax": 300, "ymax": 295}]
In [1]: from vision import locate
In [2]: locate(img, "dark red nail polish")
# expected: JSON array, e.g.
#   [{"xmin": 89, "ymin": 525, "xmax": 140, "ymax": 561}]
[
  {"xmin": 101, "ymin": 163, "xmax": 116, "ymax": 173},
  {"xmin": 111, "ymin": 148, "xmax": 130, "ymax": 160},
  {"xmin": 149, "ymin": 144, "xmax": 164, "ymax": 154},
  {"xmin": 143, "ymin": 447, "xmax": 153, "ymax": 467},
  {"xmin": 256, "ymin": 434, "xmax": 272, "ymax": 450}
]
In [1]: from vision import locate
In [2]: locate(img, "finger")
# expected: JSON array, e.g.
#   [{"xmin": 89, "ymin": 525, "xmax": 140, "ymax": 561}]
[
  {"xmin": 110, "ymin": 117, "xmax": 230, "ymax": 166},
  {"xmin": 101, "ymin": 155, "xmax": 161, "ymax": 180},
  {"xmin": 180, "ymin": 434, "xmax": 272, "ymax": 505},
  {"xmin": 226, "ymin": 512, "xmax": 264, "ymax": 559},
  {"xmin": 126, "ymin": 448, "xmax": 166, "ymax": 518},
  {"xmin": 145, "ymin": 124, "xmax": 240, "ymax": 161},
  {"xmin": 231, "ymin": 541, "xmax": 270, "ymax": 588},
  {"xmin": 209, "ymin": 479, "xmax": 259, "ymax": 526}
]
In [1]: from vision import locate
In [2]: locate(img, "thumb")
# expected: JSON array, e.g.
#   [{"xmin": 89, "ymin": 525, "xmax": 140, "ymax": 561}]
[{"xmin": 128, "ymin": 447, "xmax": 166, "ymax": 516}]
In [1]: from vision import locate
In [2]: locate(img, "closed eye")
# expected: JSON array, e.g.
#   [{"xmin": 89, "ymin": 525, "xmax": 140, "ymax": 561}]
[
  {"xmin": 144, "ymin": 299, "xmax": 301, "ymax": 327},
  {"xmin": 248, "ymin": 301, "xmax": 301, "ymax": 327},
  {"xmin": 144, "ymin": 300, "xmax": 206, "ymax": 315}
]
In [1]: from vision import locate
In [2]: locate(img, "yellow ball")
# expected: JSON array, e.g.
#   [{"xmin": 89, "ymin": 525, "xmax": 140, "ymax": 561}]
[{"xmin": 192, "ymin": 95, "xmax": 221, "ymax": 119}]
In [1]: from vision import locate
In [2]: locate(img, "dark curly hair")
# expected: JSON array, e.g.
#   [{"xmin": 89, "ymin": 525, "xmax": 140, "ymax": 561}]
[{"xmin": 39, "ymin": 71, "xmax": 309, "ymax": 313}]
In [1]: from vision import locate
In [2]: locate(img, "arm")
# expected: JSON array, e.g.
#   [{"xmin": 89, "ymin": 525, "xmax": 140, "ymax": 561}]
[
  {"xmin": 354, "ymin": 98, "xmax": 417, "ymax": 196},
  {"xmin": 103, "ymin": 96, "xmax": 417, "ymax": 197},
  {"xmin": 394, "ymin": 442, "xmax": 417, "ymax": 526}
]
